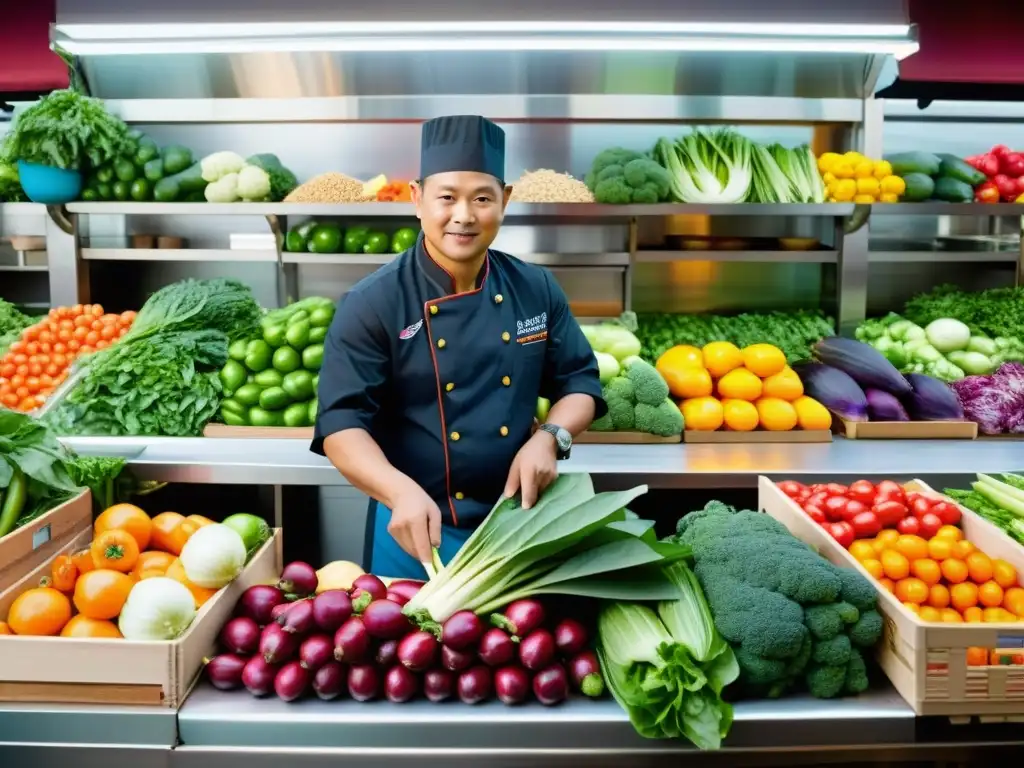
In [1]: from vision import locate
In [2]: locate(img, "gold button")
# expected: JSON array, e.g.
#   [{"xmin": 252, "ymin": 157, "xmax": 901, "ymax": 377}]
[
  {"xmin": 501, "ymin": 331, "xmax": 510, "ymax": 343},
  {"xmin": 500, "ymin": 426, "xmax": 509, "ymax": 437},
  {"xmin": 494, "ymin": 294, "xmax": 503, "ymax": 304},
  {"xmin": 437, "ymin": 338, "xmax": 446, "ymax": 349},
  {"xmin": 455, "ymin": 492, "xmax": 464, "ymax": 500},
  {"xmin": 450, "ymin": 431, "xmax": 460, "ymax": 441},
  {"xmin": 430, "ymin": 305, "xmax": 438, "ymax": 315},
  {"xmin": 446, "ymin": 382, "xmax": 455, "ymax": 392},
  {"xmin": 502, "ymin": 375, "xmax": 511, "ymax": 386}
]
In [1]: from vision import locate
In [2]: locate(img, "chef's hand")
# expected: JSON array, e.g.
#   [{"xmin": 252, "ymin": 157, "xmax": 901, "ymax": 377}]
[
  {"xmin": 504, "ymin": 431, "xmax": 558, "ymax": 509},
  {"xmin": 388, "ymin": 482, "xmax": 442, "ymax": 565}
]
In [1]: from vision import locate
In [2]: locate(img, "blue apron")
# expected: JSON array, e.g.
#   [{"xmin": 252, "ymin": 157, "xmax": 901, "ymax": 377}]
[{"xmin": 368, "ymin": 501, "xmax": 473, "ymax": 579}]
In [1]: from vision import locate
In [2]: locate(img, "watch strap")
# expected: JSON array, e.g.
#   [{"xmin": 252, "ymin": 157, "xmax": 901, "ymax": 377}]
[{"xmin": 539, "ymin": 423, "xmax": 571, "ymax": 460}]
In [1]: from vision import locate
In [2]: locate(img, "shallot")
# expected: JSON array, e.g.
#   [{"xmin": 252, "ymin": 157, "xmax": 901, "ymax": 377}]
[
  {"xmin": 205, "ymin": 653, "xmax": 247, "ymax": 691},
  {"xmin": 219, "ymin": 616, "xmax": 260, "ymax": 655},
  {"xmin": 242, "ymin": 655, "xmax": 277, "ymax": 697},
  {"xmin": 238, "ymin": 585, "xmax": 285, "ymax": 625},
  {"xmin": 274, "ymin": 661, "xmax": 310, "ymax": 702},
  {"xmin": 278, "ymin": 561, "xmax": 318, "ymax": 597},
  {"xmin": 312, "ymin": 662, "xmax": 346, "ymax": 700}
]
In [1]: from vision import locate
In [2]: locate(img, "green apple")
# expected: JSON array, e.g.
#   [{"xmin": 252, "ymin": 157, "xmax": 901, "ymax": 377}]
[{"xmin": 536, "ymin": 397, "xmax": 551, "ymax": 422}]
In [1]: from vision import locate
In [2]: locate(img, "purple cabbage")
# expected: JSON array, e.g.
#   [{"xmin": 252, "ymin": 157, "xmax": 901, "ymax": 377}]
[
  {"xmin": 903, "ymin": 373, "xmax": 965, "ymax": 421},
  {"xmin": 813, "ymin": 337, "xmax": 912, "ymax": 396},
  {"xmin": 792, "ymin": 362, "xmax": 868, "ymax": 422},
  {"xmin": 864, "ymin": 388, "xmax": 909, "ymax": 422},
  {"xmin": 950, "ymin": 363, "xmax": 1024, "ymax": 435}
]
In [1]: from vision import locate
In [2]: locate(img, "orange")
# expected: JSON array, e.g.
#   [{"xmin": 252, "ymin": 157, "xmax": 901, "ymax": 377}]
[
  {"xmin": 661, "ymin": 365, "xmax": 713, "ymax": 400},
  {"xmin": 721, "ymin": 399, "xmax": 759, "ymax": 431},
  {"xmin": 911, "ymin": 558, "xmax": 941, "ymax": 586},
  {"xmin": 879, "ymin": 577, "xmax": 895, "ymax": 593},
  {"xmin": 992, "ymin": 559, "xmax": 1018, "ymax": 589},
  {"xmin": 940, "ymin": 608, "xmax": 963, "ymax": 623},
  {"xmin": 681, "ymin": 397, "xmax": 725, "ymax": 431},
  {"xmin": 941, "ymin": 558, "xmax": 969, "ymax": 584},
  {"xmin": 60, "ymin": 615, "xmax": 123, "ymax": 639},
  {"xmin": 934, "ymin": 525, "xmax": 963, "ymax": 542},
  {"xmin": 983, "ymin": 607, "xmax": 1012, "ymax": 623},
  {"xmin": 49, "ymin": 554, "xmax": 78, "ymax": 593},
  {"xmin": 0, "ymin": 622, "xmax": 10, "ymax": 635},
  {"xmin": 94, "ymin": 503, "xmax": 153, "ymax": 552},
  {"xmin": 894, "ymin": 577, "xmax": 928, "ymax": 604},
  {"xmin": 71, "ymin": 547, "xmax": 95, "ymax": 575},
  {"xmin": 926, "ymin": 537, "xmax": 953, "ymax": 561},
  {"xmin": 951, "ymin": 540, "xmax": 977, "ymax": 560},
  {"xmin": 792, "ymin": 396, "xmax": 832, "ymax": 431},
  {"xmin": 741, "ymin": 344, "xmax": 786, "ymax": 378},
  {"xmin": 927, "ymin": 583, "xmax": 950, "ymax": 609},
  {"xmin": 978, "ymin": 581, "xmax": 1004, "ymax": 608},
  {"xmin": 165, "ymin": 559, "xmax": 218, "ymax": 609},
  {"xmin": 656, "ymin": 345, "xmax": 703, "ymax": 372},
  {"xmin": 966, "ymin": 647, "xmax": 989, "ymax": 666},
  {"xmin": 895, "ymin": 535, "xmax": 929, "ymax": 562},
  {"xmin": 755, "ymin": 397, "xmax": 798, "ymax": 431},
  {"xmin": 849, "ymin": 540, "xmax": 877, "ymax": 562},
  {"xmin": 918, "ymin": 605, "xmax": 942, "ymax": 622},
  {"xmin": 717, "ymin": 368, "xmax": 763, "ymax": 401},
  {"xmin": 965, "ymin": 552, "xmax": 994, "ymax": 584},
  {"xmin": 7, "ymin": 587, "xmax": 72, "ymax": 636},
  {"xmin": 131, "ymin": 551, "xmax": 177, "ymax": 581},
  {"xmin": 862, "ymin": 559, "xmax": 884, "ymax": 579},
  {"xmin": 701, "ymin": 341, "xmax": 743, "ymax": 378},
  {"xmin": 949, "ymin": 582, "xmax": 979, "ymax": 612},
  {"xmin": 902, "ymin": 601, "xmax": 921, "ymax": 615},
  {"xmin": 150, "ymin": 512, "xmax": 189, "ymax": 555},
  {"xmin": 762, "ymin": 367, "xmax": 804, "ymax": 401},
  {"xmin": 73, "ymin": 569, "xmax": 133, "ymax": 620},
  {"xmin": 1003, "ymin": 587, "xmax": 1024, "ymax": 616},
  {"xmin": 881, "ymin": 550, "xmax": 911, "ymax": 580},
  {"xmin": 962, "ymin": 606, "xmax": 984, "ymax": 623}
]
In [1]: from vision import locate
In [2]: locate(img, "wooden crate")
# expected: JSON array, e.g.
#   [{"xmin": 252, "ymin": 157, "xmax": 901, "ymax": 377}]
[
  {"xmin": 759, "ymin": 476, "xmax": 1024, "ymax": 719},
  {"xmin": 684, "ymin": 429, "xmax": 832, "ymax": 444},
  {"xmin": 576, "ymin": 431, "xmax": 681, "ymax": 444},
  {"xmin": 0, "ymin": 528, "xmax": 283, "ymax": 707},
  {"xmin": 204, "ymin": 424, "xmax": 314, "ymax": 439},
  {"xmin": 0, "ymin": 490, "xmax": 91, "ymax": 594},
  {"xmin": 836, "ymin": 418, "xmax": 978, "ymax": 440}
]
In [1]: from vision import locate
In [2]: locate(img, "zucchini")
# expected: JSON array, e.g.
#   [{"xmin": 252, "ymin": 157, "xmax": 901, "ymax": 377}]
[
  {"xmin": 900, "ymin": 173, "xmax": 934, "ymax": 202},
  {"xmin": 152, "ymin": 161, "xmax": 208, "ymax": 203},
  {"xmin": 0, "ymin": 469, "xmax": 27, "ymax": 539},
  {"xmin": 937, "ymin": 154, "xmax": 986, "ymax": 187},
  {"xmin": 162, "ymin": 145, "xmax": 194, "ymax": 175},
  {"xmin": 932, "ymin": 176, "xmax": 974, "ymax": 203},
  {"xmin": 885, "ymin": 151, "xmax": 941, "ymax": 178}
]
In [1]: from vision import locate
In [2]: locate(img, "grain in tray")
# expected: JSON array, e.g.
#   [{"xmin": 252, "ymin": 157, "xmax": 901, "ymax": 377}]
[
  {"xmin": 284, "ymin": 173, "xmax": 372, "ymax": 204},
  {"xmin": 510, "ymin": 169, "xmax": 595, "ymax": 203}
]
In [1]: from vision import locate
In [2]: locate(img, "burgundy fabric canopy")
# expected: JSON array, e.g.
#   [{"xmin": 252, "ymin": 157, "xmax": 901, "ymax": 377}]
[{"xmin": 0, "ymin": 2, "xmax": 68, "ymax": 97}]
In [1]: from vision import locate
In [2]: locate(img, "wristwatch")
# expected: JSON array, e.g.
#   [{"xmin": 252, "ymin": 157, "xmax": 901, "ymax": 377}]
[{"xmin": 538, "ymin": 423, "xmax": 572, "ymax": 460}]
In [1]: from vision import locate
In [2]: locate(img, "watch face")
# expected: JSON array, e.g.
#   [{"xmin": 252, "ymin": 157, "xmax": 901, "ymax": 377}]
[{"xmin": 555, "ymin": 427, "xmax": 572, "ymax": 452}]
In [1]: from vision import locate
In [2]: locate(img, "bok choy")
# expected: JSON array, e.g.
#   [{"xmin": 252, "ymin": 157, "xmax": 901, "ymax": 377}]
[{"xmin": 654, "ymin": 129, "xmax": 753, "ymax": 204}]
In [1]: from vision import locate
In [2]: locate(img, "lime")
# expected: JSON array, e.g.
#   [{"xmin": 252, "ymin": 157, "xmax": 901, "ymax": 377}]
[
  {"xmin": 220, "ymin": 398, "xmax": 248, "ymax": 418},
  {"xmin": 344, "ymin": 226, "xmax": 370, "ymax": 254},
  {"xmin": 254, "ymin": 369, "xmax": 284, "ymax": 388},
  {"xmin": 222, "ymin": 410, "xmax": 248, "ymax": 427},
  {"xmin": 80, "ymin": 189, "xmax": 99, "ymax": 201},
  {"xmin": 112, "ymin": 180, "xmax": 131, "ymax": 201},
  {"xmin": 244, "ymin": 340, "xmax": 272, "ymax": 372},
  {"xmin": 309, "ymin": 306, "xmax": 334, "ymax": 328},
  {"xmin": 273, "ymin": 346, "xmax": 302, "ymax": 373},
  {"xmin": 234, "ymin": 383, "xmax": 262, "ymax": 406},
  {"xmin": 228, "ymin": 339, "xmax": 249, "ymax": 361},
  {"xmin": 283, "ymin": 402, "xmax": 310, "ymax": 428},
  {"xmin": 309, "ymin": 326, "xmax": 328, "ymax": 344},
  {"xmin": 129, "ymin": 178, "xmax": 152, "ymax": 201},
  {"xmin": 282, "ymin": 370, "xmax": 315, "ymax": 401},
  {"xmin": 313, "ymin": 374, "xmax": 320, "ymax": 391},
  {"xmin": 287, "ymin": 310, "xmax": 309, "ymax": 326},
  {"xmin": 221, "ymin": 513, "xmax": 271, "ymax": 556},
  {"xmin": 96, "ymin": 182, "xmax": 113, "ymax": 200},
  {"xmin": 308, "ymin": 224, "xmax": 343, "ymax": 254},
  {"xmin": 363, "ymin": 231, "xmax": 389, "ymax": 254},
  {"xmin": 248, "ymin": 407, "xmax": 282, "ymax": 427},
  {"xmin": 263, "ymin": 323, "xmax": 287, "ymax": 348},
  {"xmin": 302, "ymin": 344, "xmax": 324, "ymax": 371},
  {"xmin": 285, "ymin": 229, "xmax": 307, "ymax": 253},
  {"xmin": 285, "ymin": 319, "xmax": 311, "ymax": 349},
  {"xmin": 308, "ymin": 399, "xmax": 319, "ymax": 425},
  {"xmin": 259, "ymin": 386, "xmax": 292, "ymax": 411},
  {"xmin": 391, "ymin": 227, "xmax": 418, "ymax": 252},
  {"xmin": 220, "ymin": 359, "xmax": 247, "ymax": 392}
]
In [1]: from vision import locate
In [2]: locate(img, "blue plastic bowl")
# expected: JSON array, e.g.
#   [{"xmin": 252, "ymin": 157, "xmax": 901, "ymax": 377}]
[{"xmin": 17, "ymin": 161, "xmax": 83, "ymax": 205}]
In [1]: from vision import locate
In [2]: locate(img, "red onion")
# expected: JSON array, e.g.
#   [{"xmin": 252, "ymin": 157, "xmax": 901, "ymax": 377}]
[
  {"xmin": 553, "ymin": 618, "xmax": 588, "ymax": 657},
  {"xmin": 518, "ymin": 629, "xmax": 555, "ymax": 671},
  {"xmin": 352, "ymin": 574, "xmax": 388, "ymax": 602},
  {"xmin": 241, "ymin": 655, "xmax": 277, "ymax": 697},
  {"xmin": 423, "ymin": 669, "xmax": 455, "ymax": 702},
  {"xmin": 333, "ymin": 617, "xmax": 371, "ymax": 663},
  {"xmin": 492, "ymin": 599, "xmax": 545, "ymax": 638},
  {"xmin": 205, "ymin": 653, "xmax": 247, "ymax": 691},
  {"xmin": 532, "ymin": 664, "xmax": 568, "ymax": 706},
  {"xmin": 347, "ymin": 664, "xmax": 380, "ymax": 701},
  {"xmin": 457, "ymin": 665, "xmax": 493, "ymax": 705},
  {"xmin": 441, "ymin": 644, "xmax": 475, "ymax": 672},
  {"xmin": 494, "ymin": 666, "xmax": 530, "ymax": 705},
  {"xmin": 237, "ymin": 585, "xmax": 285, "ymax": 626},
  {"xmin": 312, "ymin": 662, "xmax": 346, "ymax": 700},
  {"xmin": 312, "ymin": 590, "xmax": 353, "ymax": 633},
  {"xmin": 569, "ymin": 650, "xmax": 605, "ymax": 698},
  {"xmin": 278, "ymin": 561, "xmax": 318, "ymax": 597},
  {"xmin": 274, "ymin": 661, "xmax": 310, "ymax": 702},
  {"xmin": 478, "ymin": 628, "xmax": 517, "ymax": 667},
  {"xmin": 278, "ymin": 598, "xmax": 315, "ymax": 635},
  {"xmin": 299, "ymin": 634, "xmax": 335, "ymax": 671},
  {"xmin": 384, "ymin": 665, "xmax": 419, "ymax": 703},
  {"xmin": 441, "ymin": 610, "xmax": 484, "ymax": 650},
  {"xmin": 260, "ymin": 623, "xmax": 297, "ymax": 665},
  {"xmin": 361, "ymin": 599, "xmax": 410, "ymax": 639},
  {"xmin": 219, "ymin": 617, "xmax": 260, "ymax": 655},
  {"xmin": 397, "ymin": 630, "xmax": 439, "ymax": 672}
]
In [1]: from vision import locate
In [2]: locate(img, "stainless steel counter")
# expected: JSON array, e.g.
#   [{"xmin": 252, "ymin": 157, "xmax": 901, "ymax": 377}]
[{"xmin": 61, "ymin": 436, "xmax": 1024, "ymax": 488}]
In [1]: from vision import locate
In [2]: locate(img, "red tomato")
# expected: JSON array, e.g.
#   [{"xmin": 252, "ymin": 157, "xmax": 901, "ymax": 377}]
[
  {"xmin": 875, "ymin": 480, "xmax": 906, "ymax": 503},
  {"xmin": 808, "ymin": 484, "xmax": 829, "ymax": 495},
  {"xmin": 930, "ymin": 501, "xmax": 962, "ymax": 526},
  {"xmin": 825, "ymin": 483, "xmax": 849, "ymax": 497},
  {"xmin": 827, "ymin": 521, "xmax": 855, "ymax": 549},
  {"xmin": 847, "ymin": 480, "xmax": 876, "ymax": 505},
  {"xmin": 909, "ymin": 496, "xmax": 934, "ymax": 518},
  {"xmin": 896, "ymin": 516, "xmax": 921, "ymax": 536},
  {"xmin": 873, "ymin": 501, "xmax": 908, "ymax": 527},
  {"xmin": 806, "ymin": 492, "xmax": 830, "ymax": 510},
  {"xmin": 840, "ymin": 499, "xmax": 868, "ymax": 522},
  {"xmin": 778, "ymin": 481, "xmax": 807, "ymax": 498},
  {"xmin": 824, "ymin": 495, "xmax": 850, "ymax": 521},
  {"xmin": 850, "ymin": 511, "xmax": 881, "ymax": 539},
  {"xmin": 796, "ymin": 489, "xmax": 812, "ymax": 503},
  {"xmin": 803, "ymin": 504, "xmax": 827, "ymax": 525},
  {"xmin": 918, "ymin": 512, "xmax": 942, "ymax": 539}
]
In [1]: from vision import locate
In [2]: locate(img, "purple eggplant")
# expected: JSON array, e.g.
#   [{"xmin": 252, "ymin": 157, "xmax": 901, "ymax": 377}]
[
  {"xmin": 568, "ymin": 650, "xmax": 605, "ymax": 697},
  {"xmin": 278, "ymin": 561, "xmax": 319, "ymax": 597},
  {"xmin": 532, "ymin": 664, "xmax": 568, "ymax": 706},
  {"xmin": 274, "ymin": 661, "xmax": 310, "ymax": 702},
  {"xmin": 334, "ymin": 617, "xmax": 371, "ymax": 663},
  {"xmin": 491, "ymin": 599, "xmax": 545, "ymax": 638},
  {"xmin": 237, "ymin": 585, "xmax": 285, "ymax": 626},
  {"xmin": 397, "ymin": 630, "xmax": 439, "ymax": 672},
  {"xmin": 362, "ymin": 599, "xmax": 410, "ymax": 639},
  {"xmin": 441, "ymin": 644, "xmax": 475, "ymax": 672},
  {"xmin": 347, "ymin": 664, "xmax": 380, "ymax": 702},
  {"xmin": 494, "ymin": 666, "xmax": 530, "ymax": 705},
  {"xmin": 299, "ymin": 634, "xmax": 335, "ymax": 671},
  {"xmin": 518, "ymin": 629, "xmax": 555, "ymax": 671},
  {"xmin": 352, "ymin": 574, "xmax": 388, "ymax": 602},
  {"xmin": 260, "ymin": 622, "xmax": 298, "ymax": 665},
  {"xmin": 553, "ymin": 618, "xmax": 588, "ymax": 657},
  {"xmin": 864, "ymin": 387, "xmax": 909, "ymax": 422},
  {"xmin": 375, "ymin": 639, "xmax": 399, "ymax": 668},
  {"xmin": 792, "ymin": 362, "xmax": 869, "ymax": 422},
  {"xmin": 384, "ymin": 664, "xmax": 420, "ymax": 703},
  {"xmin": 220, "ymin": 616, "xmax": 261, "ymax": 655},
  {"xmin": 312, "ymin": 590, "xmax": 353, "ymax": 633},
  {"xmin": 442, "ymin": 610, "xmax": 485, "ymax": 650},
  {"xmin": 813, "ymin": 337, "xmax": 912, "ymax": 396},
  {"xmin": 478, "ymin": 628, "xmax": 517, "ymax": 667},
  {"xmin": 242, "ymin": 655, "xmax": 278, "ymax": 697},
  {"xmin": 423, "ymin": 669, "xmax": 455, "ymax": 702},
  {"xmin": 312, "ymin": 662, "xmax": 346, "ymax": 701},
  {"xmin": 457, "ymin": 665, "xmax": 493, "ymax": 705},
  {"xmin": 205, "ymin": 653, "xmax": 247, "ymax": 691},
  {"xmin": 278, "ymin": 598, "xmax": 315, "ymax": 634},
  {"xmin": 904, "ymin": 372, "xmax": 965, "ymax": 421},
  {"xmin": 386, "ymin": 580, "xmax": 423, "ymax": 606}
]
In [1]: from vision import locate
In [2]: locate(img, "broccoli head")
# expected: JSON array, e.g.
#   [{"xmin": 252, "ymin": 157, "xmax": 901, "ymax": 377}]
[
  {"xmin": 589, "ymin": 411, "xmax": 615, "ymax": 432},
  {"xmin": 622, "ymin": 357, "xmax": 670, "ymax": 406},
  {"xmin": 811, "ymin": 634, "xmax": 852, "ymax": 667},
  {"xmin": 603, "ymin": 376, "xmax": 636, "ymax": 430},
  {"xmin": 843, "ymin": 647, "xmax": 870, "ymax": 695},
  {"xmin": 634, "ymin": 398, "xmax": 684, "ymax": 437},
  {"xmin": 848, "ymin": 609, "xmax": 884, "ymax": 648},
  {"xmin": 585, "ymin": 147, "xmax": 644, "ymax": 189},
  {"xmin": 585, "ymin": 148, "xmax": 672, "ymax": 204},
  {"xmin": 836, "ymin": 567, "xmax": 878, "ymax": 613},
  {"xmin": 805, "ymin": 663, "xmax": 846, "ymax": 699}
]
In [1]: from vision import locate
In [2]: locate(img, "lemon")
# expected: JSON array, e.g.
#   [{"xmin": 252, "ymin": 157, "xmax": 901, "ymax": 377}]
[
  {"xmin": 816, "ymin": 152, "xmax": 841, "ymax": 173},
  {"xmin": 832, "ymin": 178, "xmax": 857, "ymax": 201},
  {"xmin": 701, "ymin": 341, "xmax": 743, "ymax": 379},
  {"xmin": 856, "ymin": 177, "xmax": 881, "ymax": 196},
  {"xmin": 741, "ymin": 343, "xmax": 786, "ymax": 378},
  {"xmin": 793, "ymin": 396, "xmax": 833, "ymax": 431},
  {"xmin": 872, "ymin": 160, "xmax": 893, "ymax": 179},
  {"xmin": 761, "ymin": 366, "xmax": 804, "ymax": 401},
  {"xmin": 755, "ymin": 397, "xmax": 798, "ymax": 431},
  {"xmin": 854, "ymin": 194, "xmax": 877, "ymax": 204},
  {"xmin": 854, "ymin": 160, "xmax": 876, "ymax": 179},
  {"xmin": 716, "ymin": 368, "xmax": 763, "ymax": 401},
  {"xmin": 721, "ymin": 399, "xmax": 759, "ymax": 432},
  {"xmin": 682, "ymin": 397, "xmax": 724, "ymax": 432}
]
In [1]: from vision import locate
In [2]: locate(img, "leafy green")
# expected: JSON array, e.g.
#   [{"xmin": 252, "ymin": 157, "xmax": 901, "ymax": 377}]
[
  {"xmin": 904, "ymin": 284, "xmax": 1024, "ymax": 341},
  {"xmin": 0, "ymin": 300, "xmax": 37, "ymax": 357},
  {"xmin": 125, "ymin": 278, "xmax": 263, "ymax": 343},
  {"xmin": 0, "ymin": 155, "xmax": 27, "ymax": 202},
  {"xmin": 2, "ymin": 90, "xmax": 130, "ymax": 171},
  {"xmin": 654, "ymin": 129, "xmax": 753, "ymax": 204},
  {"xmin": 64, "ymin": 455, "xmax": 129, "ymax": 513}
]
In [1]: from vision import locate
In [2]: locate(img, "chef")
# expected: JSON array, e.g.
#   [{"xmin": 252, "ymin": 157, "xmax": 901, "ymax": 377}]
[{"xmin": 311, "ymin": 115, "xmax": 606, "ymax": 579}]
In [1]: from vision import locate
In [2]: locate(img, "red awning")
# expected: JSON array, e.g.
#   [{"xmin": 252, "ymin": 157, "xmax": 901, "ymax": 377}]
[{"xmin": 0, "ymin": 2, "xmax": 68, "ymax": 95}]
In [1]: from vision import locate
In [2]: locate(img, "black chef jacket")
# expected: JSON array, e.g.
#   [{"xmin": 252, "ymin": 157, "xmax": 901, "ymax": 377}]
[{"xmin": 311, "ymin": 233, "xmax": 606, "ymax": 528}]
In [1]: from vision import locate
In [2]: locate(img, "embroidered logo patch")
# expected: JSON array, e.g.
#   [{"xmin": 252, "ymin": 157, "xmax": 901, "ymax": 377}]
[
  {"xmin": 516, "ymin": 312, "xmax": 548, "ymax": 344},
  {"xmin": 399, "ymin": 319, "xmax": 423, "ymax": 340}
]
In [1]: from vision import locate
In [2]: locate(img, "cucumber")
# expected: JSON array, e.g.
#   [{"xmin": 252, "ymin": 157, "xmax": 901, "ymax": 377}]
[
  {"xmin": 937, "ymin": 154, "xmax": 986, "ymax": 187},
  {"xmin": 0, "ymin": 469, "xmax": 27, "ymax": 538},
  {"xmin": 153, "ymin": 161, "xmax": 207, "ymax": 203},
  {"xmin": 161, "ymin": 145, "xmax": 194, "ymax": 175},
  {"xmin": 932, "ymin": 176, "xmax": 974, "ymax": 203},
  {"xmin": 900, "ymin": 173, "xmax": 935, "ymax": 203},
  {"xmin": 885, "ymin": 151, "xmax": 941, "ymax": 178}
]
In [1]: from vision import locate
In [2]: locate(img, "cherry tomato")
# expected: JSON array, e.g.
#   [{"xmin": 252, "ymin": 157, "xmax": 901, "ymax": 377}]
[
  {"xmin": 824, "ymin": 495, "xmax": 849, "ymax": 521},
  {"xmin": 909, "ymin": 497, "xmax": 934, "ymax": 518},
  {"xmin": 808, "ymin": 484, "xmax": 829, "ymax": 495},
  {"xmin": 827, "ymin": 521, "xmax": 855, "ymax": 549},
  {"xmin": 840, "ymin": 499, "xmax": 867, "ymax": 522},
  {"xmin": 850, "ymin": 511, "xmax": 881, "ymax": 539},
  {"xmin": 796, "ymin": 489, "xmax": 812, "ymax": 503},
  {"xmin": 918, "ymin": 512, "xmax": 942, "ymax": 540},
  {"xmin": 778, "ymin": 480, "xmax": 807, "ymax": 498},
  {"xmin": 806, "ymin": 491, "xmax": 830, "ymax": 510},
  {"xmin": 873, "ymin": 501, "xmax": 908, "ymax": 527},
  {"xmin": 896, "ymin": 516, "xmax": 921, "ymax": 535},
  {"xmin": 803, "ymin": 504, "xmax": 827, "ymax": 525},
  {"xmin": 930, "ymin": 501, "xmax": 962, "ymax": 526},
  {"xmin": 847, "ymin": 480, "xmax": 876, "ymax": 505},
  {"xmin": 875, "ymin": 480, "xmax": 906, "ymax": 504},
  {"xmin": 825, "ymin": 483, "xmax": 849, "ymax": 497}
]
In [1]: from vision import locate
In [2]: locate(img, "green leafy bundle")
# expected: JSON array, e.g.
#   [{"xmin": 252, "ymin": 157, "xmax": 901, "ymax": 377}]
[
  {"xmin": 3, "ymin": 89, "xmax": 130, "ymax": 170},
  {"xmin": 904, "ymin": 284, "xmax": 1024, "ymax": 340},
  {"xmin": 125, "ymin": 278, "xmax": 263, "ymax": 343},
  {"xmin": 0, "ymin": 157, "xmax": 27, "ymax": 202},
  {"xmin": 0, "ymin": 300, "xmax": 37, "ymax": 357}
]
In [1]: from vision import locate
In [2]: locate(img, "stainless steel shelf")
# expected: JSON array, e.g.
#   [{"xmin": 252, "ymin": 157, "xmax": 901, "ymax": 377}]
[
  {"xmin": 82, "ymin": 248, "xmax": 279, "ymax": 263},
  {"xmin": 59, "ymin": 436, "xmax": 1024, "ymax": 489},
  {"xmin": 636, "ymin": 250, "xmax": 837, "ymax": 264},
  {"xmin": 0, "ymin": 264, "xmax": 48, "ymax": 272},
  {"xmin": 0, "ymin": 699, "xmax": 177, "ymax": 747},
  {"xmin": 869, "ymin": 250, "xmax": 1021, "ymax": 264},
  {"xmin": 870, "ymin": 203, "xmax": 1024, "ymax": 216},
  {"xmin": 284, "ymin": 252, "xmax": 630, "ymax": 267},
  {"xmin": 0, "ymin": 202, "xmax": 48, "ymax": 236}
]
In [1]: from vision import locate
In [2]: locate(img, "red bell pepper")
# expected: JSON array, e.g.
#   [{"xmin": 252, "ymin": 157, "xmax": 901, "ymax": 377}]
[
  {"xmin": 976, "ymin": 153, "xmax": 1000, "ymax": 177},
  {"xmin": 1001, "ymin": 152, "xmax": 1024, "ymax": 177},
  {"xmin": 975, "ymin": 180, "xmax": 1000, "ymax": 204},
  {"xmin": 993, "ymin": 174, "xmax": 1019, "ymax": 201}
]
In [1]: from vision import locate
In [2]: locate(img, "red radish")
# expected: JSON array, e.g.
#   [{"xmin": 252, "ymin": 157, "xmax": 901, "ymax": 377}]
[
  {"xmin": 312, "ymin": 590, "xmax": 353, "ymax": 633},
  {"xmin": 441, "ymin": 644, "xmax": 475, "ymax": 672},
  {"xmin": 424, "ymin": 669, "xmax": 455, "ymax": 702},
  {"xmin": 493, "ymin": 666, "xmax": 530, "ymax": 705},
  {"xmin": 478, "ymin": 628, "xmax": 517, "ymax": 667},
  {"xmin": 299, "ymin": 634, "xmax": 335, "ymax": 671},
  {"xmin": 397, "ymin": 630, "xmax": 439, "ymax": 672},
  {"xmin": 569, "ymin": 650, "xmax": 605, "ymax": 697},
  {"xmin": 442, "ymin": 610, "xmax": 485, "ymax": 650},
  {"xmin": 385, "ymin": 665, "xmax": 419, "ymax": 703},
  {"xmin": 278, "ymin": 561, "xmax": 318, "ymax": 597},
  {"xmin": 386, "ymin": 580, "xmax": 423, "ymax": 605},
  {"xmin": 518, "ymin": 629, "xmax": 556, "ymax": 671},
  {"xmin": 238, "ymin": 585, "xmax": 285, "ymax": 625},
  {"xmin": 553, "ymin": 619, "xmax": 588, "ymax": 657},
  {"xmin": 220, "ymin": 617, "xmax": 261, "ymax": 655},
  {"xmin": 457, "ymin": 665, "xmax": 493, "ymax": 704},
  {"xmin": 532, "ymin": 664, "xmax": 568, "ymax": 705},
  {"xmin": 205, "ymin": 653, "xmax": 247, "ymax": 690},
  {"xmin": 362, "ymin": 599, "xmax": 410, "ymax": 639},
  {"xmin": 375, "ymin": 639, "xmax": 399, "ymax": 668},
  {"xmin": 347, "ymin": 664, "xmax": 380, "ymax": 701},
  {"xmin": 312, "ymin": 662, "xmax": 346, "ymax": 701},
  {"xmin": 492, "ymin": 599, "xmax": 545, "ymax": 638},
  {"xmin": 278, "ymin": 598, "xmax": 315, "ymax": 634},
  {"xmin": 242, "ymin": 655, "xmax": 278, "ymax": 697},
  {"xmin": 274, "ymin": 661, "xmax": 310, "ymax": 702},
  {"xmin": 352, "ymin": 574, "xmax": 388, "ymax": 602},
  {"xmin": 260, "ymin": 623, "xmax": 298, "ymax": 665},
  {"xmin": 334, "ymin": 617, "xmax": 371, "ymax": 663}
]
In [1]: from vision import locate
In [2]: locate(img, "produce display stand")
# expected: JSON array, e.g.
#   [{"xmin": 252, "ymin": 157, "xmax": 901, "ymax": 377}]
[
  {"xmin": 836, "ymin": 419, "xmax": 980, "ymax": 440},
  {"xmin": 683, "ymin": 430, "xmax": 832, "ymax": 444}
]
